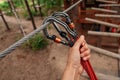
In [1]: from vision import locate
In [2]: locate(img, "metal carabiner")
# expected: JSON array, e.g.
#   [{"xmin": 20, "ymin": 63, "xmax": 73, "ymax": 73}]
[
  {"xmin": 52, "ymin": 12, "xmax": 78, "ymax": 42},
  {"xmin": 43, "ymin": 12, "xmax": 98, "ymax": 80},
  {"xmin": 52, "ymin": 12, "xmax": 98, "ymax": 80},
  {"xmin": 52, "ymin": 12, "xmax": 75, "ymax": 30},
  {"xmin": 43, "ymin": 16, "xmax": 76, "ymax": 46}
]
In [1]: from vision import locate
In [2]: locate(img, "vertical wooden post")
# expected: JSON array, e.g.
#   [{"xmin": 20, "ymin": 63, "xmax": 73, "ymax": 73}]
[
  {"xmin": 24, "ymin": 0, "xmax": 37, "ymax": 30},
  {"xmin": 32, "ymin": 0, "xmax": 37, "ymax": 12},
  {"xmin": 0, "ymin": 9, "xmax": 10, "ymax": 30},
  {"xmin": 37, "ymin": 0, "xmax": 42, "ymax": 17},
  {"xmin": 7, "ymin": 0, "xmax": 26, "ymax": 36},
  {"xmin": 72, "ymin": 0, "xmax": 83, "ymax": 35},
  {"xmin": 64, "ymin": 0, "xmax": 72, "ymax": 9},
  {"xmin": 7, "ymin": 0, "xmax": 13, "ymax": 12},
  {"xmin": 118, "ymin": 36, "xmax": 120, "ymax": 77}
]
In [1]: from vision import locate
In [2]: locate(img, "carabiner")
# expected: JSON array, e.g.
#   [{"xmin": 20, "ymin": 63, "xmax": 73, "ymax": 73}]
[
  {"xmin": 52, "ymin": 12, "xmax": 75, "ymax": 30},
  {"xmin": 43, "ymin": 16, "xmax": 76, "ymax": 46}
]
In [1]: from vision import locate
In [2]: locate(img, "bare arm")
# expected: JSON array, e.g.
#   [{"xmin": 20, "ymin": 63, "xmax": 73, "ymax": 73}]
[{"xmin": 62, "ymin": 35, "xmax": 91, "ymax": 80}]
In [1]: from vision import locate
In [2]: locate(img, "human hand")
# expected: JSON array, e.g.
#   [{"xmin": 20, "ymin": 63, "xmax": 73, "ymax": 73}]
[
  {"xmin": 67, "ymin": 35, "xmax": 91, "ymax": 74},
  {"xmin": 62, "ymin": 35, "xmax": 91, "ymax": 80}
]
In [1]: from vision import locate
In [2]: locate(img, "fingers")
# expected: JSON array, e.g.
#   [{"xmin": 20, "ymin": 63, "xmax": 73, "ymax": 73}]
[
  {"xmin": 73, "ymin": 35, "xmax": 85, "ymax": 50},
  {"xmin": 80, "ymin": 42, "xmax": 91, "ymax": 61},
  {"xmin": 80, "ymin": 49, "xmax": 90, "ymax": 57},
  {"xmin": 83, "ymin": 54, "xmax": 91, "ymax": 61},
  {"xmin": 80, "ymin": 42, "xmax": 88, "ymax": 53}
]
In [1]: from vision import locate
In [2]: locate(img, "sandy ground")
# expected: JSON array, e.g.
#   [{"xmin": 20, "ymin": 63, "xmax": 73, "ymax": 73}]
[{"xmin": 0, "ymin": 15, "xmax": 119, "ymax": 80}]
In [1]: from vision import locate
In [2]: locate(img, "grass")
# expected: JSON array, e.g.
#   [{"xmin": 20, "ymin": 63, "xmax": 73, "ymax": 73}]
[{"xmin": 22, "ymin": 33, "xmax": 49, "ymax": 51}]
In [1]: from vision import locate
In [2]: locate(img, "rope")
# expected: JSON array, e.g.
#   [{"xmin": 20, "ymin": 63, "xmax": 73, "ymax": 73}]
[
  {"xmin": 63, "ymin": 0, "xmax": 82, "ymax": 13},
  {"xmin": 0, "ymin": 0, "xmax": 83, "ymax": 58}
]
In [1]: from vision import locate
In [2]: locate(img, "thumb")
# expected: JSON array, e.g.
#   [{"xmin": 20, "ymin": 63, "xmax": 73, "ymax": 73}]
[{"xmin": 73, "ymin": 35, "xmax": 85, "ymax": 49}]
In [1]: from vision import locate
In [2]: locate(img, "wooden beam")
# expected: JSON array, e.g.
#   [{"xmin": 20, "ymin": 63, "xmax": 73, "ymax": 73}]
[
  {"xmin": 85, "ymin": 18, "xmax": 119, "ymax": 28},
  {"xmin": 24, "ymin": 0, "xmax": 37, "ymax": 30},
  {"xmin": 88, "ymin": 31, "xmax": 120, "ymax": 37},
  {"xmin": 82, "ymin": 72, "xmax": 120, "ymax": 80},
  {"xmin": 95, "ymin": 14, "xmax": 120, "ymax": 18},
  {"xmin": 0, "ymin": 9, "xmax": 10, "ymax": 30},
  {"xmin": 91, "ymin": 7, "xmax": 118, "ymax": 13},
  {"xmin": 99, "ymin": 4, "xmax": 120, "ymax": 7},
  {"xmin": 96, "ymin": 0, "xmax": 118, "ymax": 4},
  {"xmin": 118, "ymin": 38, "xmax": 120, "ymax": 77},
  {"xmin": 88, "ymin": 44, "xmax": 120, "ymax": 59}
]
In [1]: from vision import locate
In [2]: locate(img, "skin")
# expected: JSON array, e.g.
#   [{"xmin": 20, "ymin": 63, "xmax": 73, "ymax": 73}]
[{"xmin": 62, "ymin": 35, "xmax": 91, "ymax": 80}]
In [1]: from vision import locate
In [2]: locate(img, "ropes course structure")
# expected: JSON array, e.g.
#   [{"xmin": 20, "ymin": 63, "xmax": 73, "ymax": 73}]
[
  {"xmin": 7, "ymin": 0, "xmax": 26, "ymax": 36},
  {"xmin": 0, "ymin": 9, "xmax": 10, "ymax": 30},
  {"xmin": 0, "ymin": 0, "xmax": 83, "ymax": 58},
  {"xmin": 0, "ymin": 0, "xmax": 120, "ymax": 79}
]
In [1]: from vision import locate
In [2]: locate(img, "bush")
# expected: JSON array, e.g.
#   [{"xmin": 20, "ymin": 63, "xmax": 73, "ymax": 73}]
[
  {"xmin": 0, "ymin": 1, "xmax": 9, "ymax": 11},
  {"xmin": 22, "ymin": 33, "xmax": 49, "ymax": 51}
]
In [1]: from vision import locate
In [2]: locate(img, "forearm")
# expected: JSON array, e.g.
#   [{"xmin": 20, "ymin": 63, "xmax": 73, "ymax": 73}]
[{"xmin": 62, "ymin": 63, "xmax": 80, "ymax": 80}]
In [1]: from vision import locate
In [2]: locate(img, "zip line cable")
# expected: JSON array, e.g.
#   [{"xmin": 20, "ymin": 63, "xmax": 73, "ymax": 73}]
[{"xmin": 0, "ymin": 0, "xmax": 82, "ymax": 58}]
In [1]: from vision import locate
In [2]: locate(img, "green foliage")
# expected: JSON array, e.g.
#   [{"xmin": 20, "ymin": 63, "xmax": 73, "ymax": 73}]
[
  {"xmin": 0, "ymin": 0, "xmax": 64, "ymax": 17},
  {"xmin": 34, "ymin": 0, "xmax": 63, "ymax": 16},
  {"xmin": 22, "ymin": 33, "xmax": 49, "ymax": 51},
  {"xmin": 0, "ymin": 1, "xmax": 9, "ymax": 11}
]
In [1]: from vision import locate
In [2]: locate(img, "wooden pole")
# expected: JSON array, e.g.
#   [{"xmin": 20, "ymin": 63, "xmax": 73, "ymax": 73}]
[
  {"xmin": 64, "ymin": 0, "xmax": 72, "ymax": 9},
  {"xmin": 36, "ymin": 0, "xmax": 42, "ymax": 17},
  {"xmin": 99, "ymin": 4, "xmax": 120, "ymax": 7},
  {"xmin": 24, "ymin": 0, "xmax": 36, "ymax": 30},
  {"xmin": 7, "ymin": 0, "xmax": 13, "ymax": 12},
  {"xmin": 95, "ymin": 14, "xmax": 120, "ymax": 18},
  {"xmin": 91, "ymin": 7, "xmax": 118, "ymax": 13},
  {"xmin": 118, "ymin": 35, "xmax": 120, "ymax": 77},
  {"xmin": 82, "ymin": 72, "xmax": 120, "ymax": 80},
  {"xmin": 118, "ymin": 49, "xmax": 120, "ymax": 77},
  {"xmin": 7, "ymin": 0, "xmax": 16, "ymax": 12},
  {"xmin": 88, "ymin": 31, "xmax": 120, "ymax": 37},
  {"xmin": 85, "ymin": 18, "xmax": 119, "ymax": 28},
  {"xmin": 88, "ymin": 44, "xmax": 120, "ymax": 59},
  {"xmin": 31, "ymin": 0, "xmax": 37, "ymax": 12},
  {"xmin": 96, "ymin": 0, "xmax": 118, "ymax": 4},
  {"xmin": 7, "ymin": 0, "xmax": 26, "ymax": 36},
  {"xmin": 0, "ymin": 9, "xmax": 10, "ymax": 30}
]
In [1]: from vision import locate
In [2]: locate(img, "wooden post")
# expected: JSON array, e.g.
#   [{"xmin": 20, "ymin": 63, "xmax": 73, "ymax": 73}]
[
  {"xmin": 0, "ymin": 9, "xmax": 10, "ymax": 30},
  {"xmin": 31, "ymin": 0, "xmax": 37, "ymax": 12},
  {"xmin": 64, "ymin": 0, "xmax": 72, "ymax": 9},
  {"xmin": 85, "ymin": 18, "xmax": 119, "ymax": 28},
  {"xmin": 88, "ymin": 31, "xmax": 120, "ymax": 37},
  {"xmin": 118, "ymin": 33, "xmax": 120, "ymax": 77},
  {"xmin": 118, "ymin": 47, "xmax": 120, "ymax": 77},
  {"xmin": 99, "ymin": 4, "xmax": 120, "ymax": 7},
  {"xmin": 88, "ymin": 44, "xmax": 120, "ymax": 59},
  {"xmin": 36, "ymin": 0, "xmax": 42, "ymax": 17},
  {"xmin": 64, "ymin": 0, "xmax": 83, "ymax": 35},
  {"xmin": 7, "ymin": 0, "xmax": 26, "ymax": 36},
  {"xmin": 96, "ymin": 0, "xmax": 118, "ymax": 4},
  {"xmin": 91, "ymin": 7, "xmax": 118, "ymax": 13},
  {"xmin": 95, "ymin": 14, "xmax": 120, "ymax": 18},
  {"xmin": 24, "ymin": 0, "xmax": 36, "ymax": 30},
  {"xmin": 7, "ymin": 0, "xmax": 16, "ymax": 12}
]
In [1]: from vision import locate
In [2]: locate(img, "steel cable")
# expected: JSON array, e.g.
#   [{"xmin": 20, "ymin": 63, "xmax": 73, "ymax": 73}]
[{"xmin": 0, "ymin": 0, "xmax": 83, "ymax": 58}]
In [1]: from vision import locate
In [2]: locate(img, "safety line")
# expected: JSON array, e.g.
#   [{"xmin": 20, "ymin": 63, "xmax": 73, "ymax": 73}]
[{"xmin": 0, "ymin": 0, "xmax": 83, "ymax": 58}]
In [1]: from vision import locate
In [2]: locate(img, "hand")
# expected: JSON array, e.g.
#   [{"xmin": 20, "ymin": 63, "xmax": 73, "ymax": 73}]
[
  {"xmin": 62, "ymin": 35, "xmax": 91, "ymax": 80},
  {"xmin": 67, "ymin": 35, "xmax": 90, "ymax": 73}
]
